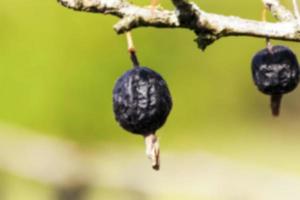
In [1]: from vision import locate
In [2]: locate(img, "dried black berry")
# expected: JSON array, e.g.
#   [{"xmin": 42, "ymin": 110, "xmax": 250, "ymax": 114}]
[
  {"xmin": 113, "ymin": 66, "xmax": 172, "ymax": 135},
  {"xmin": 251, "ymin": 45, "xmax": 300, "ymax": 116}
]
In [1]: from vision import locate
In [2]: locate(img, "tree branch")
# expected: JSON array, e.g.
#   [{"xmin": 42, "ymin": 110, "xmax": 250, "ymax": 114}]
[
  {"xmin": 57, "ymin": 0, "xmax": 300, "ymax": 50},
  {"xmin": 262, "ymin": 0, "xmax": 295, "ymax": 21}
]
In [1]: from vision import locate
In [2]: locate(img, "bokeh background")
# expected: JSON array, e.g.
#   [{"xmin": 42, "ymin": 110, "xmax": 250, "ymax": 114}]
[{"xmin": 1, "ymin": 0, "xmax": 300, "ymax": 199}]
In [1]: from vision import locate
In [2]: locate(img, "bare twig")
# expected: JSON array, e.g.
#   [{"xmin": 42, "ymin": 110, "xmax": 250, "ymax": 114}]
[
  {"xmin": 57, "ymin": 0, "xmax": 300, "ymax": 50},
  {"xmin": 292, "ymin": 0, "xmax": 300, "ymax": 19},
  {"xmin": 263, "ymin": 0, "xmax": 295, "ymax": 21}
]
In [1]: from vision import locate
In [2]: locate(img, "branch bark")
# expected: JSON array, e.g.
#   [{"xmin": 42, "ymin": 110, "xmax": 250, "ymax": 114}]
[{"xmin": 57, "ymin": 0, "xmax": 300, "ymax": 50}]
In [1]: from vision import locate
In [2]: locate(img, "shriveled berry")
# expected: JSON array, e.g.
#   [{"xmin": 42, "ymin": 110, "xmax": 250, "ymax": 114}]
[
  {"xmin": 251, "ymin": 45, "xmax": 300, "ymax": 116},
  {"xmin": 252, "ymin": 45, "xmax": 299, "ymax": 95},
  {"xmin": 113, "ymin": 66, "xmax": 172, "ymax": 135}
]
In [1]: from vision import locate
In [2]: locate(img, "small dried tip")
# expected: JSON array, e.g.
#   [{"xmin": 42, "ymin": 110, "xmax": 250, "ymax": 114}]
[
  {"xmin": 271, "ymin": 94, "xmax": 282, "ymax": 117},
  {"xmin": 144, "ymin": 133, "xmax": 160, "ymax": 171}
]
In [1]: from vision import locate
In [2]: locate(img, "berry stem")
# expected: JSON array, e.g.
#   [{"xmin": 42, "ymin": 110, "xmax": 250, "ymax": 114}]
[
  {"xmin": 144, "ymin": 133, "xmax": 160, "ymax": 171},
  {"xmin": 126, "ymin": 32, "xmax": 140, "ymax": 68},
  {"xmin": 261, "ymin": 6, "xmax": 272, "ymax": 50},
  {"xmin": 271, "ymin": 94, "xmax": 282, "ymax": 117},
  {"xmin": 266, "ymin": 39, "xmax": 273, "ymax": 53}
]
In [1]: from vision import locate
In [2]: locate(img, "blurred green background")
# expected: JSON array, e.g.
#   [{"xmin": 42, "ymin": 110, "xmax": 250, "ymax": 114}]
[{"xmin": 1, "ymin": 0, "xmax": 300, "ymax": 199}]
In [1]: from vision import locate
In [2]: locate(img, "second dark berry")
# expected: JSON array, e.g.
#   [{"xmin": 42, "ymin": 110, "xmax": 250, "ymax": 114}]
[{"xmin": 251, "ymin": 45, "xmax": 300, "ymax": 116}]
